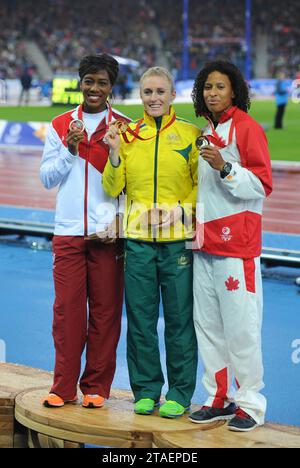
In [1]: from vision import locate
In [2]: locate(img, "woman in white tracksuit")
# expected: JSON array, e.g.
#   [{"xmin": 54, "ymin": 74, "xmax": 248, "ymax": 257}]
[{"xmin": 189, "ymin": 61, "xmax": 272, "ymax": 432}]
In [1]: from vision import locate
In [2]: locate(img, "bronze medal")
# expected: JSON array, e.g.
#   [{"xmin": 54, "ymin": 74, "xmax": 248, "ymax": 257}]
[
  {"xmin": 69, "ymin": 119, "xmax": 85, "ymax": 133},
  {"xmin": 196, "ymin": 135, "xmax": 210, "ymax": 150}
]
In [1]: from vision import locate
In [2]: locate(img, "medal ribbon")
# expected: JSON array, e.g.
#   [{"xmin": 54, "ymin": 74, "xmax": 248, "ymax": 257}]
[
  {"xmin": 105, "ymin": 102, "xmax": 113, "ymax": 132},
  {"xmin": 206, "ymin": 118, "xmax": 235, "ymax": 148},
  {"xmin": 77, "ymin": 102, "xmax": 113, "ymax": 133},
  {"xmin": 121, "ymin": 113, "xmax": 177, "ymax": 144},
  {"xmin": 205, "ymin": 106, "xmax": 237, "ymax": 147}
]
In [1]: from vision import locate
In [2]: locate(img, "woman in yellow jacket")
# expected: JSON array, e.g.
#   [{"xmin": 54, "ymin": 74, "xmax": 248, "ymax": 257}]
[{"xmin": 103, "ymin": 67, "xmax": 200, "ymax": 418}]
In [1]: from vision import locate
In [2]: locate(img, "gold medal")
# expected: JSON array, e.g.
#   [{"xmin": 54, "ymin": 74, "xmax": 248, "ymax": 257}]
[{"xmin": 113, "ymin": 120, "xmax": 129, "ymax": 134}]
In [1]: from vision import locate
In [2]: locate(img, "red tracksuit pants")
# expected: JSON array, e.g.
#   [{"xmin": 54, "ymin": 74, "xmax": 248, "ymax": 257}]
[{"xmin": 50, "ymin": 236, "xmax": 124, "ymax": 400}]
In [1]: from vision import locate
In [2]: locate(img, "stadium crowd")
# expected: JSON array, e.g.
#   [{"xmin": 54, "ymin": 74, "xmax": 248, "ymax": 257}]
[
  {"xmin": 255, "ymin": 0, "xmax": 300, "ymax": 78},
  {"xmin": 0, "ymin": 0, "xmax": 300, "ymax": 82},
  {"xmin": 154, "ymin": 0, "xmax": 247, "ymax": 78}
]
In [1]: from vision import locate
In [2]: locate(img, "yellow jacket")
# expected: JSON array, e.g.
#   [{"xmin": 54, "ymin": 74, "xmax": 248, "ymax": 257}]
[{"xmin": 103, "ymin": 106, "xmax": 200, "ymax": 242}]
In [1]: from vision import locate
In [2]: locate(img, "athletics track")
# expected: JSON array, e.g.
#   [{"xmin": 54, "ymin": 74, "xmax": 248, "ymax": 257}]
[{"xmin": 0, "ymin": 148, "xmax": 299, "ymax": 428}]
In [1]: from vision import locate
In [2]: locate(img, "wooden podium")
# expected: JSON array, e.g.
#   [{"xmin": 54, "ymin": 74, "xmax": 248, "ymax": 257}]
[
  {"xmin": 15, "ymin": 387, "xmax": 217, "ymax": 448},
  {"xmin": 0, "ymin": 363, "xmax": 52, "ymax": 447},
  {"xmin": 1, "ymin": 363, "xmax": 300, "ymax": 448}
]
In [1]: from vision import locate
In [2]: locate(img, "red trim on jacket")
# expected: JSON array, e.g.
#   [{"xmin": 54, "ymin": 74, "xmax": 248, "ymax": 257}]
[
  {"xmin": 233, "ymin": 109, "xmax": 273, "ymax": 197},
  {"xmin": 52, "ymin": 106, "xmax": 129, "ymax": 236},
  {"xmin": 193, "ymin": 211, "xmax": 262, "ymax": 259},
  {"xmin": 194, "ymin": 108, "xmax": 272, "ymax": 259},
  {"xmin": 52, "ymin": 107, "xmax": 129, "ymax": 175},
  {"xmin": 204, "ymin": 108, "xmax": 272, "ymax": 198}
]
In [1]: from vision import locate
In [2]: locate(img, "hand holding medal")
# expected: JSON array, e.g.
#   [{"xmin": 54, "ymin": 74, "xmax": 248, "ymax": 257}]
[
  {"xmin": 67, "ymin": 119, "xmax": 85, "ymax": 155},
  {"xmin": 196, "ymin": 135, "xmax": 225, "ymax": 171},
  {"xmin": 196, "ymin": 135, "xmax": 210, "ymax": 151},
  {"xmin": 69, "ymin": 119, "xmax": 85, "ymax": 133},
  {"xmin": 103, "ymin": 120, "xmax": 129, "ymax": 166},
  {"xmin": 103, "ymin": 120, "xmax": 128, "ymax": 147}
]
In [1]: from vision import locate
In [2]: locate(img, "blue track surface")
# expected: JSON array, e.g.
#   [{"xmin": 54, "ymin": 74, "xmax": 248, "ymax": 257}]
[{"xmin": 1, "ymin": 231, "xmax": 300, "ymax": 426}]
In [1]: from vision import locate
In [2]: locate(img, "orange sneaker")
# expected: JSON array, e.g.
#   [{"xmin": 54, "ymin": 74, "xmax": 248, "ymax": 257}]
[
  {"xmin": 42, "ymin": 393, "xmax": 77, "ymax": 408},
  {"xmin": 82, "ymin": 394, "xmax": 105, "ymax": 408}
]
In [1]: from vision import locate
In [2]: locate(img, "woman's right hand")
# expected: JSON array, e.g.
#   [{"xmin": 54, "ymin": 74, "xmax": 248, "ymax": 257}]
[
  {"xmin": 104, "ymin": 123, "xmax": 122, "ymax": 166},
  {"xmin": 104, "ymin": 123, "xmax": 121, "ymax": 153},
  {"xmin": 66, "ymin": 130, "xmax": 85, "ymax": 155}
]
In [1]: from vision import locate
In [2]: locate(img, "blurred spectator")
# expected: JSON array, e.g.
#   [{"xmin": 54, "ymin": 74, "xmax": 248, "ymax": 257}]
[
  {"xmin": 0, "ymin": 66, "xmax": 8, "ymax": 102},
  {"xmin": 18, "ymin": 66, "xmax": 32, "ymax": 105},
  {"xmin": 116, "ymin": 68, "xmax": 134, "ymax": 100},
  {"xmin": 274, "ymin": 71, "xmax": 289, "ymax": 129}
]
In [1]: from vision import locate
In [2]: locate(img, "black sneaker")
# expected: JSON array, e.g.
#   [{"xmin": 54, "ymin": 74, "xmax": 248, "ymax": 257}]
[
  {"xmin": 227, "ymin": 408, "xmax": 258, "ymax": 432},
  {"xmin": 189, "ymin": 403, "xmax": 236, "ymax": 424}
]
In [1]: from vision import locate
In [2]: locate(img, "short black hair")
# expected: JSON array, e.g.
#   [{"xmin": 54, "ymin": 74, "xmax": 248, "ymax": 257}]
[
  {"xmin": 79, "ymin": 54, "xmax": 119, "ymax": 85},
  {"xmin": 192, "ymin": 61, "xmax": 251, "ymax": 117}
]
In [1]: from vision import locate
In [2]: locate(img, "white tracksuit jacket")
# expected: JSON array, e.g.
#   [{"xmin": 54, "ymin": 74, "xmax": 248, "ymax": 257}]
[
  {"xmin": 40, "ymin": 104, "xmax": 129, "ymax": 236},
  {"xmin": 193, "ymin": 106, "xmax": 272, "ymax": 425}
]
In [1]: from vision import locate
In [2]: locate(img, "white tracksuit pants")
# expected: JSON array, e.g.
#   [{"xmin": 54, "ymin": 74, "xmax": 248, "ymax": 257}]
[{"xmin": 193, "ymin": 251, "xmax": 266, "ymax": 425}]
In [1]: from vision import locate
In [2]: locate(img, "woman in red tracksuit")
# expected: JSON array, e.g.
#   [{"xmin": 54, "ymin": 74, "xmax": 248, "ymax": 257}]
[{"xmin": 40, "ymin": 54, "xmax": 129, "ymax": 408}]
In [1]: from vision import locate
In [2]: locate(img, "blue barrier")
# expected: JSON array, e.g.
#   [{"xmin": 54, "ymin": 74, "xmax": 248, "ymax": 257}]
[{"xmin": 0, "ymin": 120, "xmax": 49, "ymax": 148}]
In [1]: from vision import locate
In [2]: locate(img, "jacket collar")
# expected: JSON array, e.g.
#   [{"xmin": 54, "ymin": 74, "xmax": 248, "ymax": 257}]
[
  {"xmin": 70, "ymin": 103, "xmax": 111, "ymax": 134},
  {"xmin": 143, "ymin": 105, "xmax": 176, "ymax": 128},
  {"xmin": 205, "ymin": 105, "xmax": 237, "ymax": 125}
]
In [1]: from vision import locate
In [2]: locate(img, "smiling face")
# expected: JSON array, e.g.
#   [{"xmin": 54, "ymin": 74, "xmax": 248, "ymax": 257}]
[
  {"xmin": 203, "ymin": 71, "xmax": 235, "ymax": 120},
  {"xmin": 80, "ymin": 70, "xmax": 113, "ymax": 113},
  {"xmin": 140, "ymin": 75, "xmax": 176, "ymax": 117}
]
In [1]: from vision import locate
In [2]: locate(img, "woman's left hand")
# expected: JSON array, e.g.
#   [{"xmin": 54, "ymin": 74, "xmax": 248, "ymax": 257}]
[
  {"xmin": 200, "ymin": 146, "xmax": 225, "ymax": 171},
  {"xmin": 101, "ymin": 215, "xmax": 123, "ymax": 243},
  {"xmin": 84, "ymin": 215, "xmax": 122, "ymax": 243}
]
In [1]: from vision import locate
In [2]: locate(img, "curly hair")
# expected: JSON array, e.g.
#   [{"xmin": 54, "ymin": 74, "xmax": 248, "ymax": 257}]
[
  {"xmin": 79, "ymin": 54, "xmax": 119, "ymax": 85},
  {"xmin": 192, "ymin": 61, "xmax": 251, "ymax": 117}
]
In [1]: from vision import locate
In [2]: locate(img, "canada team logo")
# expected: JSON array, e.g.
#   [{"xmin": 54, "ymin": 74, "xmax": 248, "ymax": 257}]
[
  {"xmin": 221, "ymin": 226, "xmax": 232, "ymax": 242},
  {"xmin": 225, "ymin": 276, "xmax": 240, "ymax": 291}
]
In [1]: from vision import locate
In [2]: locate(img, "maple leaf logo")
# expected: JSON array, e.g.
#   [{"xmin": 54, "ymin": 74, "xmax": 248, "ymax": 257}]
[{"xmin": 225, "ymin": 276, "xmax": 240, "ymax": 291}]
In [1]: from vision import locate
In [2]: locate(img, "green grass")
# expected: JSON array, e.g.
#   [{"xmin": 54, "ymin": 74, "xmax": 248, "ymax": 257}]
[{"xmin": 0, "ymin": 101, "xmax": 299, "ymax": 161}]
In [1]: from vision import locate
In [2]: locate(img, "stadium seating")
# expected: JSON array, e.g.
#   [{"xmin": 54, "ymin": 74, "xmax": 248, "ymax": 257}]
[{"xmin": 0, "ymin": 0, "xmax": 299, "ymax": 81}]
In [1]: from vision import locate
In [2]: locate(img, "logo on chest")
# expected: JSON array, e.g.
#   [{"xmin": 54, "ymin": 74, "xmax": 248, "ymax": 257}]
[{"xmin": 167, "ymin": 133, "xmax": 182, "ymax": 144}]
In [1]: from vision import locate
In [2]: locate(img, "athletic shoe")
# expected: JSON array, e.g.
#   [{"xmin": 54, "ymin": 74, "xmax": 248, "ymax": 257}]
[
  {"xmin": 134, "ymin": 398, "xmax": 159, "ymax": 415},
  {"xmin": 42, "ymin": 393, "xmax": 77, "ymax": 408},
  {"xmin": 227, "ymin": 408, "xmax": 258, "ymax": 432},
  {"xmin": 82, "ymin": 394, "xmax": 105, "ymax": 408},
  {"xmin": 159, "ymin": 400, "xmax": 190, "ymax": 419},
  {"xmin": 189, "ymin": 403, "xmax": 236, "ymax": 424}
]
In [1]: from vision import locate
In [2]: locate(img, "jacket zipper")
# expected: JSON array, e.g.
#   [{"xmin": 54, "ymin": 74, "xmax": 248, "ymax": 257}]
[
  {"xmin": 153, "ymin": 118, "xmax": 162, "ymax": 241},
  {"xmin": 153, "ymin": 118, "xmax": 162, "ymax": 206}
]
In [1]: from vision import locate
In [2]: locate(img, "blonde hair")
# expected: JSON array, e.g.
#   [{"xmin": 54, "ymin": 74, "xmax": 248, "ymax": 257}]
[{"xmin": 140, "ymin": 67, "xmax": 175, "ymax": 92}]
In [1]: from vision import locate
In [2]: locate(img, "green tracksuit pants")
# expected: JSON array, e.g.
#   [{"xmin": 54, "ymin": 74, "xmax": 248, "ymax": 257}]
[{"xmin": 124, "ymin": 240, "xmax": 197, "ymax": 407}]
